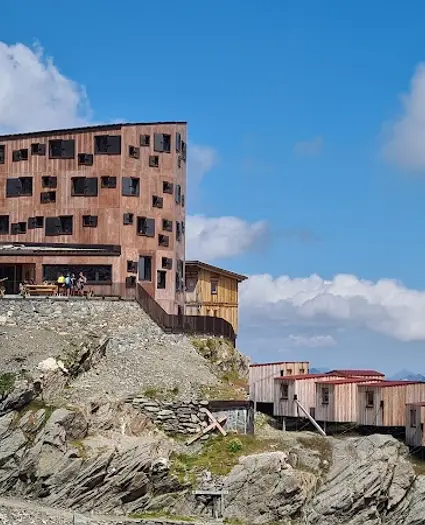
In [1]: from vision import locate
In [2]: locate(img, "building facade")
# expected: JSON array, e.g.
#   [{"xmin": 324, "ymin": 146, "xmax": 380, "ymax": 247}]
[
  {"xmin": 0, "ymin": 122, "xmax": 187, "ymax": 314},
  {"xmin": 185, "ymin": 261, "xmax": 247, "ymax": 335}
]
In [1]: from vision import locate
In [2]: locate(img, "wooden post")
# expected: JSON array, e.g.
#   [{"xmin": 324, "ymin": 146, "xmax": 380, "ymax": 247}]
[{"xmin": 295, "ymin": 399, "xmax": 326, "ymax": 437}]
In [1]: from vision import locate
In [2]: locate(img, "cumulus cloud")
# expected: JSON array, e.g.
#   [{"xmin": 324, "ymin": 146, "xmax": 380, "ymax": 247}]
[
  {"xmin": 240, "ymin": 273, "xmax": 425, "ymax": 342},
  {"xmin": 383, "ymin": 63, "xmax": 425, "ymax": 169},
  {"xmin": 293, "ymin": 136, "xmax": 324, "ymax": 156},
  {"xmin": 0, "ymin": 42, "xmax": 90, "ymax": 133},
  {"xmin": 186, "ymin": 215, "xmax": 268, "ymax": 261},
  {"xmin": 286, "ymin": 334, "xmax": 336, "ymax": 348},
  {"xmin": 188, "ymin": 144, "xmax": 218, "ymax": 185}
]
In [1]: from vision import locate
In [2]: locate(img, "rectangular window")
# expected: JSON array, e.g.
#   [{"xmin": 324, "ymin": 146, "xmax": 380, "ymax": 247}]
[
  {"xmin": 211, "ymin": 278, "xmax": 218, "ymax": 295},
  {"xmin": 43, "ymin": 264, "xmax": 112, "ymax": 284},
  {"xmin": 28, "ymin": 216, "xmax": 44, "ymax": 229},
  {"xmin": 287, "ymin": 369, "xmax": 293, "ymax": 375},
  {"xmin": 158, "ymin": 234, "xmax": 169, "ymax": 247},
  {"xmin": 162, "ymin": 257, "xmax": 172, "ymax": 270},
  {"xmin": 11, "ymin": 222, "xmax": 27, "ymax": 235},
  {"xmin": 122, "ymin": 177, "xmax": 140, "ymax": 196},
  {"xmin": 94, "ymin": 135, "xmax": 121, "ymax": 155},
  {"xmin": 181, "ymin": 221, "xmax": 185, "ymax": 234},
  {"xmin": 0, "ymin": 145, "xmax": 5, "ymax": 164},
  {"xmin": 31, "ymin": 143, "xmax": 46, "ymax": 156},
  {"xmin": 45, "ymin": 216, "xmax": 73, "ymax": 236},
  {"xmin": 157, "ymin": 270, "xmax": 166, "ymax": 289},
  {"xmin": 49, "ymin": 139, "xmax": 75, "ymax": 159},
  {"xmin": 40, "ymin": 191, "xmax": 56, "ymax": 203},
  {"xmin": 176, "ymin": 132, "xmax": 182, "ymax": 152},
  {"xmin": 410, "ymin": 408, "xmax": 417, "ymax": 428},
  {"xmin": 6, "ymin": 177, "xmax": 33, "ymax": 197},
  {"xmin": 154, "ymin": 133, "xmax": 171, "ymax": 153},
  {"xmin": 162, "ymin": 219, "xmax": 173, "ymax": 232},
  {"xmin": 321, "ymin": 387, "xmax": 329, "ymax": 405},
  {"xmin": 126, "ymin": 276, "xmax": 136, "ymax": 288},
  {"xmin": 280, "ymin": 384, "xmax": 289, "ymax": 400},
  {"xmin": 152, "ymin": 195, "xmax": 163, "ymax": 208},
  {"xmin": 175, "ymin": 184, "xmax": 182, "ymax": 204},
  {"xmin": 139, "ymin": 256, "xmax": 152, "ymax": 281},
  {"xmin": 101, "ymin": 176, "xmax": 117, "ymax": 189},
  {"xmin": 71, "ymin": 177, "xmax": 98, "ymax": 196},
  {"xmin": 366, "ymin": 391, "xmax": 374, "ymax": 408},
  {"xmin": 149, "ymin": 155, "xmax": 159, "ymax": 168},
  {"xmin": 0, "ymin": 215, "xmax": 9, "ymax": 234},
  {"xmin": 123, "ymin": 213, "xmax": 134, "ymax": 225},
  {"xmin": 12, "ymin": 148, "xmax": 29, "ymax": 162},
  {"xmin": 182, "ymin": 141, "xmax": 187, "ymax": 161},
  {"xmin": 182, "ymin": 194, "xmax": 185, "ymax": 207},
  {"xmin": 137, "ymin": 217, "xmax": 155, "ymax": 237},
  {"xmin": 129, "ymin": 145, "xmax": 140, "ymax": 159},
  {"xmin": 127, "ymin": 260, "xmax": 137, "ymax": 273},
  {"xmin": 83, "ymin": 215, "xmax": 98, "ymax": 228},
  {"xmin": 176, "ymin": 271, "xmax": 184, "ymax": 292},
  {"xmin": 163, "ymin": 181, "xmax": 173, "ymax": 194},
  {"xmin": 177, "ymin": 259, "xmax": 184, "ymax": 278},
  {"xmin": 176, "ymin": 221, "xmax": 182, "ymax": 241},
  {"xmin": 299, "ymin": 368, "xmax": 305, "ymax": 374},
  {"xmin": 140, "ymin": 134, "xmax": 150, "ymax": 147},
  {"xmin": 42, "ymin": 176, "xmax": 57, "ymax": 188},
  {"xmin": 78, "ymin": 153, "xmax": 94, "ymax": 166}
]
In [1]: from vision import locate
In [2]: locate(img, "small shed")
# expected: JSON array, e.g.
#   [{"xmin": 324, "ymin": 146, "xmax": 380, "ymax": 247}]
[
  {"xmin": 208, "ymin": 400, "xmax": 254, "ymax": 435},
  {"xmin": 249, "ymin": 361, "xmax": 310, "ymax": 405},
  {"xmin": 326, "ymin": 369, "xmax": 385, "ymax": 380},
  {"xmin": 315, "ymin": 378, "xmax": 384, "ymax": 424},
  {"xmin": 358, "ymin": 381, "xmax": 425, "ymax": 427},
  {"xmin": 405, "ymin": 402, "xmax": 425, "ymax": 448}
]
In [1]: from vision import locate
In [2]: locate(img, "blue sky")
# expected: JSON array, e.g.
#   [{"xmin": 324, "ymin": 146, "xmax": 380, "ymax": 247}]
[{"xmin": 3, "ymin": 0, "xmax": 425, "ymax": 374}]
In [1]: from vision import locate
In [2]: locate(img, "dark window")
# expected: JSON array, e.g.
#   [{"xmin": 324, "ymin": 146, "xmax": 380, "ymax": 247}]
[
  {"xmin": 94, "ymin": 135, "xmax": 121, "ymax": 155},
  {"xmin": 31, "ymin": 143, "xmax": 46, "ymax": 156},
  {"xmin": 211, "ymin": 278, "xmax": 218, "ymax": 295},
  {"xmin": 122, "ymin": 177, "xmax": 140, "ymax": 197},
  {"xmin": 126, "ymin": 276, "xmax": 136, "ymax": 288},
  {"xmin": 101, "ymin": 176, "xmax": 117, "ymax": 188},
  {"xmin": 139, "ymin": 256, "xmax": 152, "ymax": 281},
  {"xmin": 163, "ymin": 181, "xmax": 173, "ymax": 194},
  {"xmin": 140, "ymin": 134, "xmax": 150, "ymax": 147},
  {"xmin": 177, "ymin": 259, "xmax": 184, "ymax": 277},
  {"xmin": 280, "ymin": 384, "xmax": 289, "ymax": 400},
  {"xmin": 127, "ymin": 260, "xmax": 137, "ymax": 273},
  {"xmin": 366, "ymin": 391, "xmax": 374, "ymax": 408},
  {"xmin": 40, "ymin": 191, "xmax": 56, "ymax": 203},
  {"xmin": 182, "ymin": 141, "xmax": 187, "ymax": 161},
  {"xmin": 158, "ymin": 234, "xmax": 169, "ymax": 247},
  {"xmin": 12, "ymin": 148, "xmax": 29, "ymax": 162},
  {"xmin": 157, "ymin": 270, "xmax": 166, "ymax": 289},
  {"xmin": 182, "ymin": 194, "xmax": 185, "ymax": 207},
  {"xmin": 71, "ymin": 177, "xmax": 98, "ymax": 196},
  {"xmin": 49, "ymin": 139, "xmax": 75, "ymax": 159},
  {"xmin": 152, "ymin": 195, "xmax": 163, "ymax": 208},
  {"xmin": 11, "ymin": 222, "xmax": 27, "ymax": 235},
  {"xmin": 6, "ymin": 177, "xmax": 33, "ymax": 197},
  {"xmin": 280, "ymin": 370, "xmax": 284, "ymax": 377},
  {"xmin": 175, "ymin": 271, "xmax": 184, "ymax": 292},
  {"xmin": 43, "ymin": 264, "xmax": 112, "ymax": 284},
  {"xmin": 287, "ymin": 369, "xmax": 293, "ymax": 375},
  {"xmin": 123, "ymin": 213, "xmax": 134, "ymax": 225},
  {"xmin": 28, "ymin": 216, "xmax": 44, "ymax": 229},
  {"xmin": 176, "ymin": 221, "xmax": 182, "ymax": 241},
  {"xmin": 299, "ymin": 368, "xmax": 305, "ymax": 374},
  {"xmin": 321, "ymin": 387, "xmax": 329, "ymax": 405},
  {"xmin": 42, "ymin": 176, "xmax": 57, "ymax": 188},
  {"xmin": 149, "ymin": 155, "xmax": 159, "ymax": 168},
  {"xmin": 162, "ymin": 257, "xmax": 172, "ymax": 270},
  {"xmin": 175, "ymin": 184, "xmax": 182, "ymax": 204},
  {"xmin": 129, "ymin": 146, "xmax": 140, "ymax": 159},
  {"xmin": 410, "ymin": 409, "xmax": 417, "ymax": 428},
  {"xmin": 162, "ymin": 219, "xmax": 173, "ymax": 232},
  {"xmin": 154, "ymin": 133, "xmax": 171, "ymax": 153},
  {"xmin": 176, "ymin": 132, "xmax": 182, "ymax": 152},
  {"xmin": 0, "ymin": 215, "xmax": 9, "ymax": 234},
  {"xmin": 0, "ymin": 145, "xmax": 5, "ymax": 164},
  {"xmin": 78, "ymin": 153, "xmax": 94, "ymax": 166},
  {"xmin": 45, "ymin": 216, "xmax": 73, "ymax": 236},
  {"xmin": 181, "ymin": 221, "xmax": 185, "ymax": 234},
  {"xmin": 83, "ymin": 215, "xmax": 98, "ymax": 228},
  {"xmin": 137, "ymin": 217, "xmax": 155, "ymax": 237}
]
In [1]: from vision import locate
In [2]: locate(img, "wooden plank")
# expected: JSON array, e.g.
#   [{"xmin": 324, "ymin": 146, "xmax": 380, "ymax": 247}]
[
  {"xmin": 202, "ymin": 408, "xmax": 227, "ymax": 436},
  {"xmin": 185, "ymin": 415, "xmax": 227, "ymax": 445}
]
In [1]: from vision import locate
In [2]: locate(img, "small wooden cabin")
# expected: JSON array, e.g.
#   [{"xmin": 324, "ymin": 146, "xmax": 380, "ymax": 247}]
[
  {"xmin": 185, "ymin": 261, "xmax": 247, "ymax": 336},
  {"xmin": 273, "ymin": 374, "xmax": 343, "ymax": 418},
  {"xmin": 326, "ymin": 369, "xmax": 385, "ymax": 380},
  {"xmin": 249, "ymin": 361, "xmax": 310, "ymax": 405},
  {"xmin": 315, "ymin": 378, "xmax": 384, "ymax": 424},
  {"xmin": 357, "ymin": 381, "xmax": 425, "ymax": 427},
  {"xmin": 405, "ymin": 402, "xmax": 425, "ymax": 448}
]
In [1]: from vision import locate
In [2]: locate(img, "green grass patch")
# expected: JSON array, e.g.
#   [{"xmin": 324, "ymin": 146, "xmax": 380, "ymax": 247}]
[
  {"xmin": 0, "ymin": 372, "xmax": 16, "ymax": 396},
  {"xmin": 128, "ymin": 511, "xmax": 196, "ymax": 522},
  {"xmin": 142, "ymin": 386, "xmax": 180, "ymax": 401},
  {"xmin": 70, "ymin": 439, "xmax": 88, "ymax": 460}
]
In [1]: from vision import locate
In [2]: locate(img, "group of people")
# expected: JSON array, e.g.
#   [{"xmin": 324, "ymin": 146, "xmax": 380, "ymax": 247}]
[{"xmin": 56, "ymin": 272, "xmax": 87, "ymax": 296}]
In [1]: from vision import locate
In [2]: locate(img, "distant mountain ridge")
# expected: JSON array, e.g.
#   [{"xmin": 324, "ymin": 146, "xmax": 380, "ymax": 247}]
[{"xmin": 310, "ymin": 367, "xmax": 330, "ymax": 374}]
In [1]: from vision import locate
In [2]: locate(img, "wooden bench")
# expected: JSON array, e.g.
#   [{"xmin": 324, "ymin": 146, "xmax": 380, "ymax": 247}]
[{"xmin": 24, "ymin": 284, "xmax": 57, "ymax": 297}]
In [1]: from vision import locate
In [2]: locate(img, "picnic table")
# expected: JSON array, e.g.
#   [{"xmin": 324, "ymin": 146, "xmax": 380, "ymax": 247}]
[{"xmin": 23, "ymin": 284, "xmax": 57, "ymax": 297}]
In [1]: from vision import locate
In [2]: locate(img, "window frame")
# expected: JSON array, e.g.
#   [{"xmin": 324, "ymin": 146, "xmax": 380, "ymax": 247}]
[
  {"xmin": 49, "ymin": 139, "xmax": 75, "ymax": 159},
  {"xmin": 157, "ymin": 270, "xmax": 167, "ymax": 289}
]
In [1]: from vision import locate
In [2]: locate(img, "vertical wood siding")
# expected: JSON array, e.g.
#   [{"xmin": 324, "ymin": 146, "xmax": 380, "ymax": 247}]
[{"xmin": 405, "ymin": 404, "xmax": 425, "ymax": 447}]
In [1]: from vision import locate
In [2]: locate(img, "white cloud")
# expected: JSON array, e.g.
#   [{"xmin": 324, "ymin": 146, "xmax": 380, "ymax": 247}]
[
  {"xmin": 186, "ymin": 215, "xmax": 268, "ymax": 261},
  {"xmin": 382, "ymin": 63, "xmax": 425, "ymax": 169},
  {"xmin": 293, "ymin": 136, "xmax": 323, "ymax": 156},
  {"xmin": 240, "ymin": 273, "xmax": 425, "ymax": 342},
  {"xmin": 286, "ymin": 334, "xmax": 336, "ymax": 348},
  {"xmin": 0, "ymin": 42, "xmax": 90, "ymax": 133},
  {"xmin": 188, "ymin": 144, "xmax": 218, "ymax": 185}
]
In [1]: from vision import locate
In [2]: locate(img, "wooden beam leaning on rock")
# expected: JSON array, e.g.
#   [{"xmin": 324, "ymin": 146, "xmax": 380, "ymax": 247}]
[{"xmin": 186, "ymin": 414, "xmax": 227, "ymax": 445}]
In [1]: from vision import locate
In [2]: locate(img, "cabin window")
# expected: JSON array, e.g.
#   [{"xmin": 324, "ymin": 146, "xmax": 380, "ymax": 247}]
[
  {"xmin": 280, "ymin": 384, "xmax": 289, "ymax": 400},
  {"xmin": 12, "ymin": 148, "xmax": 29, "ymax": 162},
  {"xmin": 287, "ymin": 369, "xmax": 293, "ymax": 375},
  {"xmin": 158, "ymin": 234, "xmax": 169, "ymax": 247},
  {"xmin": 28, "ymin": 216, "xmax": 44, "ymax": 229},
  {"xmin": 157, "ymin": 270, "xmax": 166, "ymax": 289},
  {"xmin": 410, "ymin": 409, "xmax": 417, "ymax": 428},
  {"xmin": 137, "ymin": 217, "xmax": 155, "ymax": 237},
  {"xmin": 299, "ymin": 368, "xmax": 305, "ymax": 374},
  {"xmin": 122, "ymin": 177, "xmax": 140, "ymax": 197},
  {"xmin": 123, "ymin": 213, "xmax": 134, "ymax": 225},
  {"xmin": 185, "ymin": 277, "xmax": 197, "ymax": 293},
  {"xmin": 42, "ymin": 176, "xmax": 57, "ymax": 189},
  {"xmin": 152, "ymin": 195, "xmax": 163, "ymax": 208},
  {"xmin": 40, "ymin": 191, "xmax": 56, "ymax": 203},
  {"xmin": 211, "ymin": 278, "xmax": 219, "ymax": 295},
  {"xmin": 154, "ymin": 133, "xmax": 171, "ymax": 153},
  {"xmin": 94, "ymin": 135, "xmax": 121, "ymax": 155},
  {"xmin": 321, "ymin": 387, "xmax": 329, "ymax": 405},
  {"xmin": 366, "ymin": 391, "xmax": 374, "ymax": 408},
  {"xmin": 162, "ymin": 219, "xmax": 173, "ymax": 232},
  {"xmin": 82, "ymin": 215, "xmax": 98, "ymax": 228},
  {"xmin": 127, "ymin": 261, "xmax": 137, "ymax": 273},
  {"xmin": 139, "ymin": 256, "xmax": 152, "ymax": 281},
  {"xmin": 149, "ymin": 155, "xmax": 159, "ymax": 168},
  {"xmin": 10, "ymin": 222, "xmax": 27, "ymax": 235},
  {"xmin": 163, "ymin": 181, "xmax": 174, "ymax": 194},
  {"xmin": 6, "ymin": 177, "xmax": 33, "ymax": 197},
  {"xmin": 49, "ymin": 139, "xmax": 75, "ymax": 159},
  {"xmin": 71, "ymin": 177, "xmax": 98, "ymax": 197},
  {"xmin": 101, "ymin": 176, "xmax": 117, "ymax": 188},
  {"xmin": 0, "ymin": 216, "xmax": 9, "ymax": 234},
  {"xmin": 140, "ymin": 134, "xmax": 150, "ymax": 147},
  {"xmin": 31, "ymin": 143, "xmax": 46, "ymax": 155},
  {"xmin": 78, "ymin": 153, "xmax": 94, "ymax": 166},
  {"xmin": 280, "ymin": 370, "xmax": 284, "ymax": 377},
  {"xmin": 43, "ymin": 264, "xmax": 112, "ymax": 284},
  {"xmin": 162, "ymin": 257, "xmax": 173, "ymax": 270},
  {"xmin": 129, "ymin": 146, "xmax": 140, "ymax": 159},
  {"xmin": 45, "ymin": 216, "xmax": 73, "ymax": 236},
  {"xmin": 0, "ymin": 145, "xmax": 5, "ymax": 164}
]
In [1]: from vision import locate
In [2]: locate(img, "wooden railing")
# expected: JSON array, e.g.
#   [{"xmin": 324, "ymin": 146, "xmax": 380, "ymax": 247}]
[{"xmin": 135, "ymin": 283, "xmax": 236, "ymax": 344}]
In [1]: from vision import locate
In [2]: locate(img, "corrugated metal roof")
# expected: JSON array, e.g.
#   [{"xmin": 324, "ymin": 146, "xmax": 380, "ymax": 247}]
[
  {"xmin": 327, "ymin": 369, "xmax": 385, "ymax": 377},
  {"xmin": 275, "ymin": 373, "xmax": 337, "ymax": 381},
  {"xmin": 358, "ymin": 381, "xmax": 425, "ymax": 388},
  {"xmin": 317, "ymin": 378, "xmax": 385, "ymax": 386},
  {"xmin": 186, "ymin": 260, "xmax": 247, "ymax": 282}
]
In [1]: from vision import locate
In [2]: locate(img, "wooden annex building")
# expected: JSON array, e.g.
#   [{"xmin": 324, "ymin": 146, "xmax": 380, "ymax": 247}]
[{"xmin": 405, "ymin": 402, "xmax": 425, "ymax": 448}]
